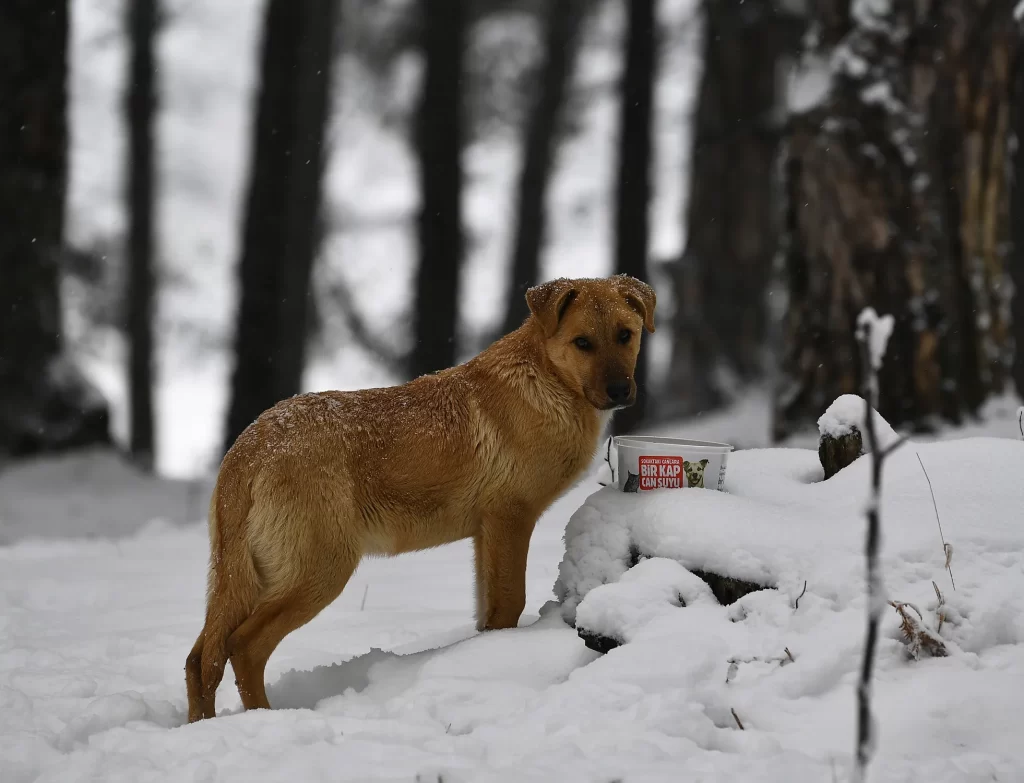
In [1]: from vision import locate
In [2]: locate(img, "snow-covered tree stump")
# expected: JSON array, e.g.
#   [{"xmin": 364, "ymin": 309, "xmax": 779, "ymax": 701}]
[
  {"xmin": 819, "ymin": 429, "xmax": 862, "ymax": 480},
  {"xmin": 816, "ymin": 394, "xmax": 901, "ymax": 479}
]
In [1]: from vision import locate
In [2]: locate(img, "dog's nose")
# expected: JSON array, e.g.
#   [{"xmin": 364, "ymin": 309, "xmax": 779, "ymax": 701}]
[{"xmin": 606, "ymin": 381, "xmax": 632, "ymax": 404}]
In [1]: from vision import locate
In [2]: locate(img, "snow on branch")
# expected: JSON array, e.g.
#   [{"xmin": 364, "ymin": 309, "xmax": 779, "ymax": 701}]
[{"xmin": 852, "ymin": 306, "xmax": 894, "ymax": 783}]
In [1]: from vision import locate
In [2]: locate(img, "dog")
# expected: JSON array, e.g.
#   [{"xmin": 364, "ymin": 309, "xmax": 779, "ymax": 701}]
[
  {"xmin": 184, "ymin": 275, "xmax": 656, "ymax": 721},
  {"xmin": 683, "ymin": 458, "xmax": 709, "ymax": 488}
]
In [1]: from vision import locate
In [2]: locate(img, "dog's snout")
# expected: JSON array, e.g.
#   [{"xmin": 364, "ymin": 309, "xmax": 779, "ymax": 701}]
[{"xmin": 606, "ymin": 381, "xmax": 632, "ymax": 404}]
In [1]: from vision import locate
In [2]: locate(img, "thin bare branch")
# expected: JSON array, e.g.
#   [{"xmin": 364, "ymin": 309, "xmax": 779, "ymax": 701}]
[{"xmin": 879, "ymin": 435, "xmax": 909, "ymax": 460}]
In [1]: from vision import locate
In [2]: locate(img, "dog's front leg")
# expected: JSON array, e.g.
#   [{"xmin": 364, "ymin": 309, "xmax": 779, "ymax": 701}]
[{"xmin": 474, "ymin": 513, "xmax": 537, "ymax": 631}]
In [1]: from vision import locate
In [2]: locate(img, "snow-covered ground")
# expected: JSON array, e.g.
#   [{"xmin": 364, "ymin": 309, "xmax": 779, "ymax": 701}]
[
  {"xmin": 2, "ymin": 403, "xmax": 1023, "ymax": 782},
  {"xmin": 559, "ymin": 439, "xmax": 1024, "ymax": 780}
]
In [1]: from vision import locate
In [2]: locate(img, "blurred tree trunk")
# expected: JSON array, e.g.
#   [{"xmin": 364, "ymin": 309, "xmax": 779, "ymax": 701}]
[
  {"xmin": 613, "ymin": 0, "xmax": 657, "ymax": 435},
  {"xmin": 501, "ymin": 0, "xmax": 586, "ymax": 336},
  {"xmin": 773, "ymin": 0, "xmax": 1017, "ymax": 440},
  {"xmin": 125, "ymin": 0, "xmax": 157, "ymax": 471},
  {"xmin": 0, "ymin": 0, "xmax": 110, "ymax": 459},
  {"xmin": 410, "ymin": 0, "xmax": 467, "ymax": 378},
  {"xmin": 1013, "ymin": 21, "xmax": 1024, "ymax": 397},
  {"xmin": 223, "ymin": 0, "xmax": 338, "ymax": 452},
  {"xmin": 665, "ymin": 0, "xmax": 804, "ymax": 419},
  {"xmin": 934, "ymin": 1, "xmax": 1017, "ymax": 411}
]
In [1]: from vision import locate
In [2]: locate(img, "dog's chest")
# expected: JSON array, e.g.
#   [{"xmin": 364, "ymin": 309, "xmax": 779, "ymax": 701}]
[{"xmin": 505, "ymin": 417, "xmax": 597, "ymax": 493}]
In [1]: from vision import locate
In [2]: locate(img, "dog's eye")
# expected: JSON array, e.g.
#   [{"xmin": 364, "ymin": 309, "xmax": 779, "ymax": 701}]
[
  {"xmin": 618, "ymin": 329, "xmax": 632, "ymax": 344},
  {"xmin": 573, "ymin": 336, "xmax": 592, "ymax": 351}
]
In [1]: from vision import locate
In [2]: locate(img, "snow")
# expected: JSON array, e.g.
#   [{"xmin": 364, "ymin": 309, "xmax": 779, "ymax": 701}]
[
  {"xmin": 856, "ymin": 307, "xmax": 895, "ymax": 372},
  {"xmin": 817, "ymin": 394, "xmax": 901, "ymax": 451},
  {"xmin": 786, "ymin": 55, "xmax": 832, "ymax": 113},
  {"xmin": 557, "ymin": 436, "xmax": 1024, "ymax": 779},
  {"xmin": 4, "ymin": 404, "xmax": 1024, "ymax": 781}
]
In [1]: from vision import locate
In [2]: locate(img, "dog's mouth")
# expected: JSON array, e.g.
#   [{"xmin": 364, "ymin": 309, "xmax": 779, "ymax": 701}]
[{"xmin": 596, "ymin": 397, "xmax": 635, "ymax": 411}]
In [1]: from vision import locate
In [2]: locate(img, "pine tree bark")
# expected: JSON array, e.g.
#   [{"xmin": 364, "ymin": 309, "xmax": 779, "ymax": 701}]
[
  {"xmin": 773, "ymin": 0, "xmax": 1017, "ymax": 440},
  {"xmin": 501, "ymin": 0, "xmax": 585, "ymax": 336},
  {"xmin": 665, "ymin": 0, "xmax": 803, "ymax": 419},
  {"xmin": 125, "ymin": 0, "xmax": 157, "ymax": 470},
  {"xmin": 223, "ymin": 0, "xmax": 338, "ymax": 452},
  {"xmin": 613, "ymin": 0, "xmax": 656, "ymax": 435},
  {"xmin": 0, "ymin": 0, "xmax": 110, "ymax": 458},
  {"xmin": 410, "ymin": 0, "xmax": 467, "ymax": 378}
]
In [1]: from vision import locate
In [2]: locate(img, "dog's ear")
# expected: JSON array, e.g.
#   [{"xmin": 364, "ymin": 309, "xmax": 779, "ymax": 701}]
[
  {"xmin": 700, "ymin": 459, "xmax": 708, "ymax": 467},
  {"xmin": 614, "ymin": 274, "xmax": 656, "ymax": 333},
  {"xmin": 526, "ymin": 279, "xmax": 578, "ymax": 337}
]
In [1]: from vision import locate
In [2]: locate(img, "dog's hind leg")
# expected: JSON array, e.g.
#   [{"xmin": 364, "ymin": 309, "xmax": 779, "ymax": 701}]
[{"xmin": 227, "ymin": 554, "xmax": 358, "ymax": 711}]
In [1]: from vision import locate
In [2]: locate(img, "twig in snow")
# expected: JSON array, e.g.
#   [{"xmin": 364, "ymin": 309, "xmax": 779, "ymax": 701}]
[
  {"xmin": 725, "ymin": 651, "xmax": 795, "ymax": 683},
  {"xmin": 932, "ymin": 581, "xmax": 946, "ymax": 635},
  {"xmin": 852, "ymin": 307, "xmax": 895, "ymax": 783},
  {"xmin": 794, "ymin": 580, "xmax": 808, "ymax": 610},
  {"xmin": 360, "ymin": 584, "xmax": 369, "ymax": 611},
  {"xmin": 1018, "ymin": 407, "xmax": 1023, "ymax": 439},
  {"xmin": 916, "ymin": 452, "xmax": 955, "ymax": 590},
  {"xmin": 731, "ymin": 707, "xmax": 745, "ymax": 730}
]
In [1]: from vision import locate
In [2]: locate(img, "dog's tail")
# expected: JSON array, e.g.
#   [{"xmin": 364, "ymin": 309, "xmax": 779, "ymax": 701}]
[{"xmin": 185, "ymin": 460, "xmax": 261, "ymax": 720}]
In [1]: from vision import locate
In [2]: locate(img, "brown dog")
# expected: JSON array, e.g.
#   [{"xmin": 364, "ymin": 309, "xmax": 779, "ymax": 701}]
[{"xmin": 184, "ymin": 275, "xmax": 655, "ymax": 721}]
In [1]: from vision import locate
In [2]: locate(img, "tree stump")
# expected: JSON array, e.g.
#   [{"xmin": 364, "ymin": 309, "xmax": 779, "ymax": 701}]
[{"xmin": 819, "ymin": 428, "xmax": 863, "ymax": 479}]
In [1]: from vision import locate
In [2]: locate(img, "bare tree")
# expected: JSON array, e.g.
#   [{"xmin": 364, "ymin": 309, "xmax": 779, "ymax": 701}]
[
  {"xmin": 410, "ymin": 0, "xmax": 468, "ymax": 379},
  {"xmin": 501, "ymin": 0, "xmax": 586, "ymax": 336},
  {"xmin": 0, "ymin": 0, "xmax": 110, "ymax": 458},
  {"xmin": 665, "ymin": 0, "xmax": 803, "ymax": 419},
  {"xmin": 613, "ymin": 0, "xmax": 657, "ymax": 435},
  {"xmin": 223, "ymin": 0, "xmax": 339, "ymax": 452},
  {"xmin": 125, "ymin": 0, "xmax": 158, "ymax": 470}
]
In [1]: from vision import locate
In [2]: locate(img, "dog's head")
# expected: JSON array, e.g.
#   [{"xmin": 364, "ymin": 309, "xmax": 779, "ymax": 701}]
[
  {"xmin": 683, "ymin": 459, "xmax": 708, "ymax": 485},
  {"xmin": 526, "ymin": 275, "xmax": 656, "ymax": 410}
]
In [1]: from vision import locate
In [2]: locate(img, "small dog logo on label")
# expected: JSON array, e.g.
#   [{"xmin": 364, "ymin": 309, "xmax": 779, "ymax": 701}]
[
  {"xmin": 638, "ymin": 455, "xmax": 684, "ymax": 489},
  {"xmin": 683, "ymin": 458, "xmax": 709, "ymax": 489}
]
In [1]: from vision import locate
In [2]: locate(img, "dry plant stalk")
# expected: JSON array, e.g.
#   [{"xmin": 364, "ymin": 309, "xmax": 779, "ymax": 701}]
[
  {"xmin": 725, "ymin": 649, "xmax": 796, "ymax": 684},
  {"xmin": 890, "ymin": 600, "xmax": 948, "ymax": 660},
  {"xmin": 916, "ymin": 452, "xmax": 956, "ymax": 589},
  {"xmin": 932, "ymin": 581, "xmax": 946, "ymax": 635}
]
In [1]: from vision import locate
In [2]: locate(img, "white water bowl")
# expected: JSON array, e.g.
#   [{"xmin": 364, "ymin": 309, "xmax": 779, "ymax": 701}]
[{"xmin": 613, "ymin": 436, "xmax": 734, "ymax": 493}]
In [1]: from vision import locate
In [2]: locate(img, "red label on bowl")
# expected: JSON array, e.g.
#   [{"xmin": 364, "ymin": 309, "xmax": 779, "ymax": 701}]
[{"xmin": 638, "ymin": 455, "xmax": 684, "ymax": 490}]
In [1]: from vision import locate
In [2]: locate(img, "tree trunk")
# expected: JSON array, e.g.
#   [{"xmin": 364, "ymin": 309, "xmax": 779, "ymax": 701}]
[
  {"xmin": 932, "ymin": 1, "xmax": 1017, "ymax": 411},
  {"xmin": 665, "ymin": 0, "xmax": 803, "ymax": 419},
  {"xmin": 1013, "ymin": 20, "xmax": 1024, "ymax": 397},
  {"xmin": 125, "ymin": 0, "xmax": 157, "ymax": 470},
  {"xmin": 0, "ymin": 0, "xmax": 110, "ymax": 459},
  {"xmin": 223, "ymin": 0, "xmax": 338, "ymax": 452},
  {"xmin": 773, "ymin": 0, "xmax": 1017, "ymax": 440},
  {"xmin": 613, "ymin": 0, "xmax": 657, "ymax": 435},
  {"xmin": 410, "ymin": 0, "xmax": 467, "ymax": 378},
  {"xmin": 500, "ymin": 0, "xmax": 585, "ymax": 336}
]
